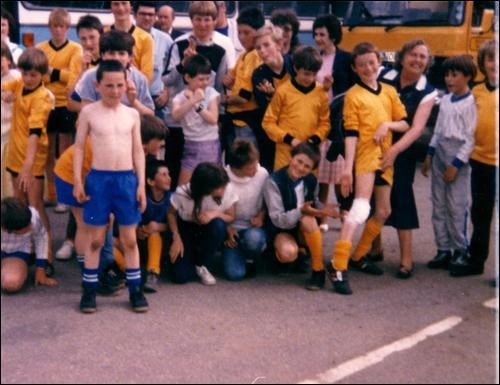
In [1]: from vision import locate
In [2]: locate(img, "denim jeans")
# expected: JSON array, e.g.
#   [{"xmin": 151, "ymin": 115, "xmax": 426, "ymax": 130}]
[
  {"xmin": 222, "ymin": 227, "xmax": 267, "ymax": 281},
  {"xmin": 172, "ymin": 217, "xmax": 227, "ymax": 284}
]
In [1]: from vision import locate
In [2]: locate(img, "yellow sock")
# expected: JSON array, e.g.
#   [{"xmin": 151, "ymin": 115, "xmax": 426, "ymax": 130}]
[
  {"xmin": 352, "ymin": 217, "xmax": 384, "ymax": 261},
  {"xmin": 147, "ymin": 233, "xmax": 163, "ymax": 275},
  {"xmin": 302, "ymin": 230, "xmax": 323, "ymax": 272},
  {"xmin": 332, "ymin": 240, "xmax": 352, "ymax": 271},
  {"xmin": 113, "ymin": 246, "xmax": 126, "ymax": 272}
]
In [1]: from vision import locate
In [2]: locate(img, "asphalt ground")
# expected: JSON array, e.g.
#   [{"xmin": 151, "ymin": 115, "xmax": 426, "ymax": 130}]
[{"xmin": 1, "ymin": 171, "xmax": 498, "ymax": 384}]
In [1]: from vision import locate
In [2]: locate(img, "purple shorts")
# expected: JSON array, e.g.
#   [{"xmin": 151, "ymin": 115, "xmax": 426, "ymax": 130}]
[{"xmin": 181, "ymin": 139, "xmax": 221, "ymax": 171}]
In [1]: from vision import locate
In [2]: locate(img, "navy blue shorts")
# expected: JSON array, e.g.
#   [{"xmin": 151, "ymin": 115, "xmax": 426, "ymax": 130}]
[
  {"xmin": 55, "ymin": 175, "xmax": 83, "ymax": 208},
  {"xmin": 1, "ymin": 251, "xmax": 37, "ymax": 266},
  {"xmin": 83, "ymin": 169, "xmax": 141, "ymax": 226}
]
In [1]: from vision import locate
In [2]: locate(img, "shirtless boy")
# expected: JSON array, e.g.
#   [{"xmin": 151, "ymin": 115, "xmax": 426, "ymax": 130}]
[{"xmin": 73, "ymin": 60, "xmax": 147, "ymax": 313}]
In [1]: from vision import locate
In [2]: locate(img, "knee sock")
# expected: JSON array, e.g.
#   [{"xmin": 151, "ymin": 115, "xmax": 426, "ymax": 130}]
[
  {"xmin": 352, "ymin": 217, "xmax": 384, "ymax": 262},
  {"xmin": 126, "ymin": 268, "xmax": 142, "ymax": 294},
  {"xmin": 113, "ymin": 247, "xmax": 126, "ymax": 272},
  {"xmin": 77, "ymin": 255, "xmax": 85, "ymax": 275},
  {"xmin": 147, "ymin": 233, "xmax": 162, "ymax": 275},
  {"xmin": 302, "ymin": 230, "xmax": 324, "ymax": 272},
  {"xmin": 82, "ymin": 268, "xmax": 98, "ymax": 292},
  {"xmin": 332, "ymin": 240, "xmax": 352, "ymax": 271}
]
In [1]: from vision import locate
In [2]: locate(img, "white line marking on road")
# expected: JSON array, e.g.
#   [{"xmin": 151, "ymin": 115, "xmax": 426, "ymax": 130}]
[
  {"xmin": 483, "ymin": 298, "xmax": 498, "ymax": 310},
  {"xmin": 299, "ymin": 316, "xmax": 463, "ymax": 384}
]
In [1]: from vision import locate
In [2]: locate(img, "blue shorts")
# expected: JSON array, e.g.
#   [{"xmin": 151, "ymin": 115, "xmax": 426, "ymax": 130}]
[
  {"xmin": 83, "ymin": 169, "xmax": 141, "ymax": 227},
  {"xmin": 1, "ymin": 251, "xmax": 37, "ymax": 266},
  {"xmin": 55, "ymin": 175, "xmax": 83, "ymax": 208}
]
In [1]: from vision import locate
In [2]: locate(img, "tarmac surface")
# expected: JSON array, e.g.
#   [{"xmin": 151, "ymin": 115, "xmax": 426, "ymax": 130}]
[{"xmin": 1, "ymin": 171, "xmax": 498, "ymax": 384}]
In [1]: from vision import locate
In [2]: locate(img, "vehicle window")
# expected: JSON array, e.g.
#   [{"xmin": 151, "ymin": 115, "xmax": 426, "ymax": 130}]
[
  {"xmin": 23, "ymin": 1, "xmax": 236, "ymax": 15},
  {"xmin": 472, "ymin": 0, "xmax": 496, "ymax": 26},
  {"xmin": 239, "ymin": 1, "xmax": 330, "ymax": 19},
  {"xmin": 343, "ymin": 1, "xmax": 466, "ymax": 27}
]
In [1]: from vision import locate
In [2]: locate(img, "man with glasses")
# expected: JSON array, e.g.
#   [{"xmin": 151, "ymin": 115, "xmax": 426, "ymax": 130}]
[{"xmin": 133, "ymin": 1, "xmax": 173, "ymax": 119}]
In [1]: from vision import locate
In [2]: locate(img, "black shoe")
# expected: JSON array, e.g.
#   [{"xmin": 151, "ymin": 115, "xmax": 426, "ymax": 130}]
[
  {"xmin": 245, "ymin": 262, "xmax": 257, "ymax": 278},
  {"xmin": 449, "ymin": 250, "xmax": 483, "ymax": 277},
  {"xmin": 326, "ymin": 265, "xmax": 352, "ymax": 295},
  {"xmin": 80, "ymin": 288, "xmax": 97, "ymax": 314},
  {"xmin": 396, "ymin": 264, "xmax": 414, "ymax": 279},
  {"xmin": 291, "ymin": 252, "xmax": 310, "ymax": 274},
  {"xmin": 427, "ymin": 250, "xmax": 452, "ymax": 269},
  {"xmin": 349, "ymin": 257, "xmax": 384, "ymax": 275},
  {"xmin": 305, "ymin": 270, "xmax": 325, "ymax": 291},
  {"xmin": 130, "ymin": 290, "xmax": 149, "ymax": 313},
  {"xmin": 366, "ymin": 252, "xmax": 385, "ymax": 262}
]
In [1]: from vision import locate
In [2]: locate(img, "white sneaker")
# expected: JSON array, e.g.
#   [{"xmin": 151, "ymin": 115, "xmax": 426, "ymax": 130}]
[
  {"xmin": 55, "ymin": 240, "xmax": 75, "ymax": 261},
  {"xmin": 54, "ymin": 203, "xmax": 69, "ymax": 213},
  {"xmin": 195, "ymin": 265, "xmax": 216, "ymax": 286}
]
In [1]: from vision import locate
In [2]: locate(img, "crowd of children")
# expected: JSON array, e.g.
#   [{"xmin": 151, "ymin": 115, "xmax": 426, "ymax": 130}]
[{"xmin": 1, "ymin": 2, "xmax": 498, "ymax": 313}]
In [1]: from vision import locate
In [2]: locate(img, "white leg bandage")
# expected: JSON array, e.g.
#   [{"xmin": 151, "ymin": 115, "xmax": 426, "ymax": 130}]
[{"xmin": 345, "ymin": 198, "xmax": 370, "ymax": 225}]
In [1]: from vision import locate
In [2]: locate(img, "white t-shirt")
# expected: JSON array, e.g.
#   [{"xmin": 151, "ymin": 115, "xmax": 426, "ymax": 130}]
[
  {"xmin": 172, "ymin": 86, "xmax": 220, "ymax": 141},
  {"xmin": 225, "ymin": 165, "xmax": 268, "ymax": 230},
  {"xmin": 170, "ymin": 182, "xmax": 238, "ymax": 222}
]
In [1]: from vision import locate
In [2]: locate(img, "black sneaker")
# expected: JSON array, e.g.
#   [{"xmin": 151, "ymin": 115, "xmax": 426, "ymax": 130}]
[
  {"xmin": 449, "ymin": 250, "xmax": 483, "ymax": 277},
  {"xmin": 326, "ymin": 265, "xmax": 352, "ymax": 295},
  {"xmin": 291, "ymin": 252, "xmax": 310, "ymax": 274},
  {"xmin": 245, "ymin": 262, "xmax": 257, "ymax": 278},
  {"xmin": 80, "ymin": 288, "xmax": 97, "ymax": 314},
  {"xmin": 130, "ymin": 290, "xmax": 149, "ymax": 313},
  {"xmin": 305, "ymin": 270, "xmax": 325, "ymax": 291},
  {"xmin": 427, "ymin": 250, "xmax": 452, "ymax": 269},
  {"xmin": 349, "ymin": 257, "xmax": 384, "ymax": 275},
  {"xmin": 366, "ymin": 252, "xmax": 385, "ymax": 263},
  {"xmin": 143, "ymin": 271, "xmax": 159, "ymax": 293}
]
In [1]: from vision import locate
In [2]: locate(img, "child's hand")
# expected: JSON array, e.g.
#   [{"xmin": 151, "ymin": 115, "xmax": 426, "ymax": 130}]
[
  {"xmin": 443, "ymin": 165, "xmax": 458, "ymax": 183},
  {"xmin": 1, "ymin": 90, "xmax": 15, "ymax": 103},
  {"xmin": 181, "ymin": 36, "xmax": 198, "ymax": 66},
  {"xmin": 154, "ymin": 88, "xmax": 169, "ymax": 109},
  {"xmin": 380, "ymin": 146, "xmax": 399, "ymax": 170},
  {"xmin": 197, "ymin": 210, "xmax": 217, "ymax": 225},
  {"xmin": 374, "ymin": 122, "xmax": 390, "ymax": 144},
  {"xmin": 324, "ymin": 203, "xmax": 341, "ymax": 219},
  {"xmin": 422, "ymin": 155, "xmax": 432, "ymax": 177},
  {"xmin": 18, "ymin": 165, "xmax": 34, "ymax": 193},
  {"xmin": 223, "ymin": 73, "xmax": 235, "ymax": 88},
  {"xmin": 291, "ymin": 138, "xmax": 302, "ymax": 148},
  {"xmin": 250, "ymin": 215, "xmax": 264, "ymax": 228},
  {"xmin": 169, "ymin": 233, "xmax": 184, "ymax": 263},
  {"xmin": 73, "ymin": 183, "xmax": 90, "ymax": 204},
  {"xmin": 127, "ymin": 80, "xmax": 137, "ymax": 106},
  {"xmin": 192, "ymin": 88, "xmax": 205, "ymax": 104},
  {"xmin": 82, "ymin": 50, "xmax": 94, "ymax": 70},
  {"xmin": 137, "ymin": 186, "xmax": 147, "ymax": 213},
  {"xmin": 340, "ymin": 170, "xmax": 353, "ymax": 198},
  {"xmin": 224, "ymin": 226, "xmax": 239, "ymax": 248},
  {"xmin": 35, "ymin": 268, "xmax": 58, "ymax": 287},
  {"xmin": 257, "ymin": 79, "xmax": 275, "ymax": 96},
  {"xmin": 323, "ymin": 74, "xmax": 333, "ymax": 91}
]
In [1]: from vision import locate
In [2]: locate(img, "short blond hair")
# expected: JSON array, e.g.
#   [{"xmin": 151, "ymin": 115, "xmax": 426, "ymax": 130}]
[
  {"xmin": 254, "ymin": 25, "xmax": 283, "ymax": 46},
  {"xmin": 48, "ymin": 8, "xmax": 71, "ymax": 27},
  {"xmin": 189, "ymin": 1, "xmax": 217, "ymax": 20}
]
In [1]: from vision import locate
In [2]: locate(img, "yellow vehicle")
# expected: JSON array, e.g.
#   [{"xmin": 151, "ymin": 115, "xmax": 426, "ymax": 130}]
[{"xmin": 333, "ymin": 1, "xmax": 497, "ymax": 87}]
